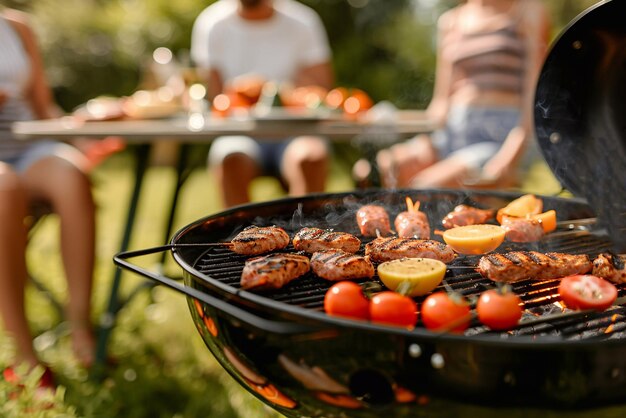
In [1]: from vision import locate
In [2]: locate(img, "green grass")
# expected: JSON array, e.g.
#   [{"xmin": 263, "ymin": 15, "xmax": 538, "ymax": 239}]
[{"xmin": 0, "ymin": 144, "xmax": 569, "ymax": 417}]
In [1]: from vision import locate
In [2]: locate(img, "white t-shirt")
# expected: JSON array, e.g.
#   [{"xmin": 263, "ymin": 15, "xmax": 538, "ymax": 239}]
[{"xmin": 190, "ymin": 0, "xmax": 332, "ymax": 85}]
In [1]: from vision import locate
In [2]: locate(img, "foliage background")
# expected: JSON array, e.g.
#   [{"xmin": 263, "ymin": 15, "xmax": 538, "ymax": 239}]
[{"xmin": 5, "ymin": 0, "xmax": 602, "ymax": 111}]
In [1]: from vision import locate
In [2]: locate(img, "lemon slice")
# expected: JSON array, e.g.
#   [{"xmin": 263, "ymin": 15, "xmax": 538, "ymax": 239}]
[
  {"xmin": 377, "ymin": 258, "xmax": 446, "ymax": 297},
  {"xmin": 442, "ymin": 224, "xmax": 506, "ymax": 255}
]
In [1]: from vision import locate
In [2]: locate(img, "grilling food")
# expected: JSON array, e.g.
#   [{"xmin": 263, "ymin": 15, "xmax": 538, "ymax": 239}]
[
  {"xmin": 558, "ymin": 274, "xmax": 618, "ymax": 311},
  {"xmin": 241, "ymin": 253, "xmax": 310, "ymax": 290},
  {"xmin": 496, "ymin": 194, "xmax": 543, "ymax": 223},
  {"xmin": 293, "ymin": 227, "xmax": 361, "ymax": 254},
  {"xmin": 500, "ymin": 216, "xmax": 545, "ymax": 243},
  {"xmin": 324, "ymin": 281, "xmax": 370, "ymax": 320},
  {"xmin": 421, "ymin": 292, "xmax": 471, "ymax": 333},
  {"xmin": 377, "ymin": 258, "xmax": 446, "ymax": 297},
  {"xmin": 356, "ymin": 204, "xmax": 391, "ymax": 237},
  {"xmin": 592, "ymin": 253, "xmax": 626, "ymax": 284},
  {"xmin": 369, "ymin": 291, "xmax": 418, "ymax": 329},
  {"xmin": 442, "ymin": 224, "xmax": 506, "ymax": 255},
  {"xmin": 441, "ymin": 204, "xmax": 495, "ymax": 229},
  {"xmin": 394, "ymin": 197, "xmax": 430, "ymax": 239},
  {"xmin": 365, "ymin": 237, "xmax": 457, "ymax": 263},
  {"xmin": 476, "ymin": 287, "xmax": 523, "ymax": 330},
  {"xmin": 477, "ymin": 251, "xmax": 593, "ymax": 283},
  {"xmin": 310, "ymin": 249, "xmax": 375, "ymax": 281},
  {"xmin": 231, "ymin": 225, "xmax": 290, "ymax": 255}
]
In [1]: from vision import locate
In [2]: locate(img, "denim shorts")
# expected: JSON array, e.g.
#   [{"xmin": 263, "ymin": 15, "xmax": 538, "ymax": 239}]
[
  {"xmin": 0, "ymin": 140, "xmax": 77, "ymax": 172},
  {"xmin": 207, "ymin": 136, "xmax": 291, "ymax": 178},
  {"xmin": 432, "ymin": 106, "xmax": 521, "ymax": 169}
]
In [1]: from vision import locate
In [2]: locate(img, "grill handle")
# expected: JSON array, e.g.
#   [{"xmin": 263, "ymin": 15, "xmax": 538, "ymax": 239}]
[{"xmin": 114, "ymin": 246, "xmax": 332, "ymax": 337}]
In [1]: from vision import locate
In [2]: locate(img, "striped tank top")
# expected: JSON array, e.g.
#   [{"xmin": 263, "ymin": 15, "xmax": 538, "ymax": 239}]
[
  {"xmin": 444, "ymin": 4, "xmax": 525, "ymax": 94},
  {"xmin": 0, "ymin": 15, "xmax": 35, "ymax": 160}
]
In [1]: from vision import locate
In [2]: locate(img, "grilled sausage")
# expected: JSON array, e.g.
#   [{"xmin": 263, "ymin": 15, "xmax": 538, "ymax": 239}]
[
  {"xmin": 240, "ymin": 253, "xmax": 310, "ymax": 290},
  {"xmin": 501, "ymin": 217, "xmax": 544, "ymax": 243},
  {"xmin": 293, "ymin": 227, "xmax": 361, "ymax": 254},
  {"xmin": 365, "ymin": 237, "xmax": 456, "ymax": 263},
  {"xmin": 394, "ymin": 211, "xmax": 430, "ymax": 239},
  {"xmin": 477, "ymin": 251, "xmax": 593, "ymax": 283},
  {"xmin": 441, "ymin": 204, "xmax": 495, "ymax": 229},
  {"xmin": 356, "ymin": 205, "xmax": 391, "ymax": 237},
  {"xmin": 231, "ymin": 225, "xmax": 290, "ymax": 255},
  {"xmin": 311, "ymin": 249, "xmax": 375, "ymax": 281},
  {"xmin": 592, "ymin": 253, "xmax": 626, "ymax": 284}
]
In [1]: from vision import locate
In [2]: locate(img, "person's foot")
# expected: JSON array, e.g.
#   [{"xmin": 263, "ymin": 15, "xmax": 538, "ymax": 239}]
[{"xmin": 71, "ymin": 325, "xmax": 96, "ymax": 369}]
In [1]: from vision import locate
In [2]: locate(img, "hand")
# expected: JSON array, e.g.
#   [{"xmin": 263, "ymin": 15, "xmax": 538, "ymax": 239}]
[{"xmin": 481, "ymin": 126, "xmax": 527, "ymax": 186}]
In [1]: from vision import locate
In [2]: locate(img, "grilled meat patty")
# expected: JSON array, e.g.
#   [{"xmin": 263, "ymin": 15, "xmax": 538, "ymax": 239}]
[
  {"xmin": 310, "ymin": 249, "xmax": 375, "ymax": 281},
  {"xmin": 293, "ymin": 227, "xmax": 361, "ymax": 254},
  {"xmin": 356, "ymin": 205, "xmax": 391, "ymax": 237},
  {"xmin": 231, "ymin": 225, "xmax": 290, "ymax": 256},
  {"xmin": 477, "ymin": 251, "xmax": 593, "ymax": 283},
  {"xmin": 394, "ymin": 211, "xmax": 430, "ymax": 239},
  {"xmin": 240, "ymin": 253, "xmax": 310, "ymax": 290},
  {"xmin": 441, "ymin": 204, "xmax": 495, "ymax": 229},
  {"xmin": 365, "ymin": 237, "xmax": 456, "ymax": 263},
  {"xmin": 592, "ymin": 253, "xmax": 626, "ymax": 284}
]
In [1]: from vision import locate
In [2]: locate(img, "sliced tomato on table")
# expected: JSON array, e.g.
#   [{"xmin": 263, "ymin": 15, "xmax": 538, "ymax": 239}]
[{"xmin": 558, "ymin": 274, "xmax": 618, "ymax": 311}]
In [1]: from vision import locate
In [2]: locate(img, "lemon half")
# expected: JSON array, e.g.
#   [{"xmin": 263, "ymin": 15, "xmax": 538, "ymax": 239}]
[
  {"xmin": 442, "ymin": 224, "xmax": 506, "ymax": 255},
  {"xmin": 377, "ymin": 258, "xmax": 447, "ymax": 297}
]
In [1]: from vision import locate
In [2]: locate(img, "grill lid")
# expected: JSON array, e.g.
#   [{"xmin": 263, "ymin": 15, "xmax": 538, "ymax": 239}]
[{"xmin": 534, "ymin": 0, "xmax": 626, "ymax": 251}]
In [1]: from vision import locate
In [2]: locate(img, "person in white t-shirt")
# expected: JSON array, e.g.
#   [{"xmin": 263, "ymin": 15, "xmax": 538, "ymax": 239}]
[{"xmin": 191, "ymin": 0, "xmax": 334, "ymax": 207}]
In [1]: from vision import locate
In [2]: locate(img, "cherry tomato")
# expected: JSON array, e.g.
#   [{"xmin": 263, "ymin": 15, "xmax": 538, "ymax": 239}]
[
  {"xmin": 369, "ymin": 291, "xmax": 417, "ymax": 328},
  {"xmin": 421, "ymin": 292, "xmax": 471, "ymax": 333},
  {"xmin": 324, "ymin": 281, "xmax": 370, "ymax": 320},
  {"xmin": 558, "ymin": 274, "xmax": 618, "ymax": 311},
  {"xmin": 476, "ymin": 288, "xmax": 523, "ymax": 330}
]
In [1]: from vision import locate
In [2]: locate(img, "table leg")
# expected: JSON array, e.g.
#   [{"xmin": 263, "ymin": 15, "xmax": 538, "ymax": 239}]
[
  {"xmin": 94, "ymin": 143, "xmax": 150, "ymax": 367},
  {"xmin": 159, "ymin": 143, "xmax": 191, "ymax": 266}
]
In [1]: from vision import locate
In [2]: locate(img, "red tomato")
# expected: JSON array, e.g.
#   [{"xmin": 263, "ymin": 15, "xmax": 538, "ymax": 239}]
[
  {"xmin": 421, "ymin": 292, "xmax": 471, "ymax": 333},
  {"xmin": 558, "ymin": 274, "xmax": 618, "ymax": 311},
  {"xmin": 476, "ymin": 288, "xmax": 523, "ymax": 330},
  {"xmin": 369, "ymin": 291, "xmax": 417, "ymax": 328},
  {"xmin": 324, "ymin": 281, "xmax": 370, "ymax": 320}
]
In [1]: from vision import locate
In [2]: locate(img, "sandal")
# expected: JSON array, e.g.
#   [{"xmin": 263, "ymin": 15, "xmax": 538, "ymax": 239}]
[{"xmin": 3, "ymin": 365, "xmax": 56, "ymax": 390}]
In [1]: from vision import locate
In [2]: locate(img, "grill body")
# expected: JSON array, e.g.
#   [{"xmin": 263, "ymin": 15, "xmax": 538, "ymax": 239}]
[{"xmin": 157, "ymin": 189, "xmax": 626, "ymax": 415}]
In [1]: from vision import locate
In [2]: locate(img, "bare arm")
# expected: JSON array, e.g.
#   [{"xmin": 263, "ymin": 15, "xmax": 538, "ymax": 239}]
[
  {"xmin": 425, "ymin": 10, "xmax": 456, "ymax": 127},
  {"xmin": 5, "ymin": 10, "xmax": 61, "ymax": 119}
]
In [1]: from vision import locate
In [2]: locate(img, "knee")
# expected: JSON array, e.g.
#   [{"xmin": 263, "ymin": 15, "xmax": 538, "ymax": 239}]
[
  {"xmin": 286, "ymin": 136, "xmax": 329, "ymax": 165},
  {"xmin": 0, "ymin": 164, "xmax": 23, "ymax": 194}
]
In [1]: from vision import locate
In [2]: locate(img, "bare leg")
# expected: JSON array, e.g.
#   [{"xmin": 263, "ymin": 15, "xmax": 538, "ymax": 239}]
[
  {"xmin": 281, "ymin": 136, "xmax": 328, "ymax": 196},
  {"xmin": 23, "ymin": 152, "xmax": 96, "ymax": 367},
  {"xmin": 0, "ymin": 164, "xmax": 39, "ymax": 368},
  {"xmin": 215, "ymin": 152, "xmax": 259, "ymax": 207},
  {"xmin": 410, "ymin": 155, "xmax": 472, "ymax": 188}
]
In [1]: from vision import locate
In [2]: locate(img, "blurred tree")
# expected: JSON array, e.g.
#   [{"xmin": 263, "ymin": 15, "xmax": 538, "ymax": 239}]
[{"xmin": 9, "ymin": 0, "xmax": 602, "ymax": 111}]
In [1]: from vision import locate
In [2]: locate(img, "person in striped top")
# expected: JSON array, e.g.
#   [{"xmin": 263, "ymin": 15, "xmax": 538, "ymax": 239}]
[
  {"xmin": 365, "ymin": 0, "xmax": 550, "ymax": 189},
  {"xmin": 0, "ymin": 7, "xmax": 97, "ymax": 389}
]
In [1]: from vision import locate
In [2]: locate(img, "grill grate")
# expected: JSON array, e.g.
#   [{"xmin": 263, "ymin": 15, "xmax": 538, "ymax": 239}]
[{"xmin": 192, "ymin": 228, "xmax": 626, "ymax": 341}]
